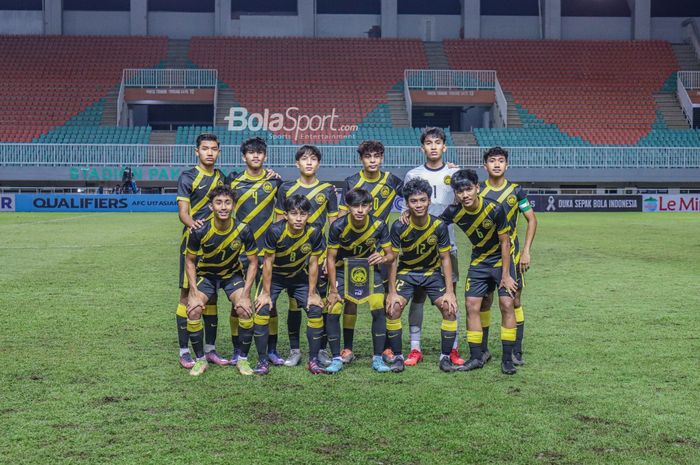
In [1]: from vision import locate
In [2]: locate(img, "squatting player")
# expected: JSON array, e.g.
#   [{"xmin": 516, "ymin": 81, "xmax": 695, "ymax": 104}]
[
  {"xmin": 175, "ymin": 133, "xmax": 227, "ymax": 369},
  {"xmin": 385, "ymin": 178, "xmax": 460, "ymax": 373},
  {"xmin": 256, "ymin": 194, "xmax": 328, "ymax": 374},
  {"xmin": 402, "ymin": 127, "xmax": 464, "ymax": 367},
  {"xmin": 478, "ymin": 147, "xmax": 537, "ymax": 365},
  {"xmin": 326, "ymin": 188, "xmax": 396, "ymax": 373},
  {"xmin": 440, "ymin": 169, "xmax": 520, "ymax": 375},
  {"xmin": 228, "ymin": 137, "xmax": 285, "ymax": 366},
  {"xmin": 275, "ymin": 145, "xmax": 338, "ymax": 367},
  {"xmin": 184, "ymin": 186, "xmax": 261, "ymax": 376},
  {"xmin": 337, "ymin": 140, "xmax": 402, "ymax": 362}
]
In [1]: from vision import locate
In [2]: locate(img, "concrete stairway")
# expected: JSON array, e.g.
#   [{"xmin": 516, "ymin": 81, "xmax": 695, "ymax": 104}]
[
  {"xmin": 424, "ymin": 41, "xmax": 449, "ymax": 69},
  {"xmin": 149, "ymin": 130, "xmax": 177, "ymax": 144},
  {"xmin": 452, "ymin": 131, "xmax": 477, "ymax": 146},
  {"xmin": 654, "ymin": 93, "xmax": 689, "ymax": 128}
]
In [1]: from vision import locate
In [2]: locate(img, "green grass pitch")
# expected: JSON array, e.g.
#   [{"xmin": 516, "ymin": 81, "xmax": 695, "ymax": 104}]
[{"xmin": 1, "ymin": 212, "xmax": 699, "ymax": 464}]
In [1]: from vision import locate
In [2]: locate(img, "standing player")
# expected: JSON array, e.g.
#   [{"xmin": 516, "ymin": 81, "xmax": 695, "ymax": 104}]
[
  {"xmin": 440, "ymin": 169, "xmax": 520, "ymax": 375},
  {"xmin": 275, "ymin": 145, "xmax": 338, "ymax": 367},
  {"xmin": 255, "ymin": 195, "xmax": 328, "ymax": 374},
  {"xmin": 326, "ymin": 188, "xmax": 396, "ymax": 373},
  {"xmin": 401, "ymin": 127, "xmax": 463, "ymax": 367},
  {"xmin": 184, "ymin": 186, "xmax": 263, "ymax": 375},
  {"xmin": 174, "ymin": 133, "xmax": 227, "ymax": 369},
  {"xmin": 478, "ymin": 147, "xmax": 537, "ymax": 365},
  {"xmin": 337, "ymin": 140, "xmax": 402, "ymax": 362},
  {"xmin": 385, "ymin": 179, "xmax": 460, "ymax": 373},
  {"xmin": 228, "ymin": 137, "xmax": 285, "ymax": 366}
]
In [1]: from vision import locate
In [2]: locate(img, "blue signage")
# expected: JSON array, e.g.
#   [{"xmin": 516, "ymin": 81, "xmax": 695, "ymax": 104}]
[{"xmin": 11, "ymin": 194, "xmax": 178, "ymax": 212}]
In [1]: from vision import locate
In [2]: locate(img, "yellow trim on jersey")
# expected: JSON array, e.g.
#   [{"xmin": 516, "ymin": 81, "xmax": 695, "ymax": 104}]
[
  {"xmin": 374, "ymin": 190, "xmax": 396, "ymax": 219},
  {"xmin": 240, "ymin": 190, "xmax": 276, "ymax": 236},
  {"xmin": 202, "ymin": 222, "xmax": 247, "ymax": 259},
  {"xmin": 176, "ymin": 196, "xmax": 190, "ymax": 203},
  {"xmin": 471, "ymin": 243, "xmax": 500, "ymax": 266},
  {"xmin": 305, "ymin": 182, "xmax": 334, "ymax": 225},
  {"xmin": 359, "ymin": 169, "xmax": 383, "ymax": 183},
  {"xmin": 475, "ymin": 226, "xmax": 496, "ymax": 247},
  {"xmin": 403, "ymin": 221, "xmax": 440, "ymax": 253},
  {"xmin": 276, "ymin": 228, "xmax": 314, "ymax": 258},
  {"xmin": 287, "ymin": 178, "xmax": 319, "ymax": 197},
  {"xmin": 347, "ymin": 220, "xmax": 381, "ymax": 250},
  {"xmin": 276, "ymin": 254, "xmax": 311, "ymax": 269},
  {"xmin": 403, "ymin": 244, "xmax": 437, "ymax": 265},
  {"xmin": 190, "ymin": 170, "xmax": 222, "ymax": 217},
  {"xmin": 253, "ymin": 214, "xmax": 275, "ymax": 241},
  {"xmin": 466, "ymin": 203, "xmax": 496, "ymax": 236},
  {"xmin": 438, "ymin": 245, "xmax": 451, "ymax": 253}
]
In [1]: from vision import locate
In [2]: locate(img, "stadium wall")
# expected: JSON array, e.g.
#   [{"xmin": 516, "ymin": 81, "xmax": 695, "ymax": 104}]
[
  {"xmin": 481, "ymin": 16, "xmax": 540, "ymax": 39},
  {"xmin": 63, "ymin": 11, "xmax": 130, "ymax": 36},
  {"xmin": 0, "ymin": 10, "xmax": 42, "ymax": 34},
  {"xmin": 149, "ymin": 12, "xmax": 215, "ymax": 39},
  {"xmin": 397, "ymin": 15, "xmax": 462, "ymax": 41},
  {"xmin": 561, "ymin": 17, "xmax": 632, "ymax": 40},
  {"xmin": 316, "ymin": 14, "xmax": 381, "ymax": 38}
]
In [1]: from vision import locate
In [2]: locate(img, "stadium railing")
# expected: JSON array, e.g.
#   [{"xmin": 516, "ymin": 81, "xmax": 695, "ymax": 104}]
[
  {"xmin": 677, "ymin": 71, "xmax": 700, "ymax": 127},
  {"xmin": 1, "ymin": 144, "xmax": 699, "ymax": 169},
  {"xmin": 403, "ymin": 69, "xmax": 507, "ymax": 128}
]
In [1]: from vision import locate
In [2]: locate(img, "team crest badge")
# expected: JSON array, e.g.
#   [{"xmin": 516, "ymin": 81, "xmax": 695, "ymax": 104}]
[
  {"xmin": 300, "ymin": 243, "xmax": 312, "ymax": 254},
  {"xmin": 365, "ymin": 237, "xmax": 376, "ymax": 246},
  {"xmin": 380, "ymin": 186, "xmax": 391, "ymax": 198},
  {"xmin": 351, "ymin": 266, "xmax": 368, "ymax": 285},
  {"xmin": 427, "ymin": 234, "xmax": 438, "ymax": 245},
  {"xmin": 315, "ymin": 193, "xmax": 327, "ymax": 204},
  {"xmin": 230, "ymin": 240, "xmax": 242, "ymax": 251},
  {"xmin": 507, "ymin": 195, "xmax": 517, "ymax": 206},
  {"xmin": 482, "ymin": 219, "xmax": 494, "ymax": 230},
  {"xmin": 262, "ymin": 182, "xmax": 273, "ymax": 193},
  {"xmin": 444, "ymin": 175, "xmax": 452, "ymax": 185}
]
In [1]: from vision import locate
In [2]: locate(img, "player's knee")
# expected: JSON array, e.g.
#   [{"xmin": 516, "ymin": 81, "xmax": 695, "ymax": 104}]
[
  {"xmin": 368, "ymin": 294, "xmax": 383, "ymax": 311},
  {"xmin": 480, "ymin": 293, "xmax": 493, "ymax": 311},
  {"xmin": 176, "ymin": 303, "xmax": 188, "ymax": 319},
  {"xmin": 329, "ymin": 302, "xmax": 343, "ymax": 315},
  {"xmin": 203, "ymin": 304, "xmax": 217, "ymax": 316},
  {"xmin": 253, "ymin": 313, "xmax": 270, "ymax": 326},
  {"xmin": 187, "ymin": 318, "xmax": 203, "ymax": 333},
  {"xmin": 257, "ymin": 304, "xmax": 271, "ymax": 317},
  {"xmin": 307, "ymin": 305, "xmax": 323, "ymax": 320}
]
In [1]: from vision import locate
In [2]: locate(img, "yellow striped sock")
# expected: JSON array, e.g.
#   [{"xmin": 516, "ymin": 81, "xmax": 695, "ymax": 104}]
[
  {"xmin": 514, "ymin": 306, "xmax": 524, "ymax": 324},
  {"xmin": 501, "ymin": 326, "xmax": 517, "ymax": 342},
  {"xmin": 467, "ymin": 330, "xmax": 483, "ymax": 345},
  {"xmin": 343, "ymin": 313, "xmax": 357, "ymax": 329}
]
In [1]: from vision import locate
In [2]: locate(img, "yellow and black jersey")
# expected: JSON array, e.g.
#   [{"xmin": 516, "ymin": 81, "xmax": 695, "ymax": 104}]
[
  {"xmin": 262, "ymin": 220, "xmax": 326, "ymax": 278},
  {"xmin": 339, "ymin": 170, "xmax": 403, "ymax": 222},
  {"xmin": 176, "ymin": 166, "xmax": 226, "ymax": 223},
  {"xmin": 327, "ymin": 215, "xmax": 391, "ymax": 265},
  {"xmin": 440, "ymin": 197, "xmax": 510, "ymax": 269},
  {"xmin": 275, "ymin": 179, "xmax": 338, "ymax": 229},
  {"xmin": 186, "ymin": 219, "xmax": 258, "ymax": 279},
  {"xmin": 479, "ymin": 180, "xmax": 531, "ymax": 264},
  {"xmin": 228, "ymin": 169, "xmax": 282, "ymax": 251},
  {"xmin": 390, "ymin": 215, "xmax": 451, "ymax": 275}
]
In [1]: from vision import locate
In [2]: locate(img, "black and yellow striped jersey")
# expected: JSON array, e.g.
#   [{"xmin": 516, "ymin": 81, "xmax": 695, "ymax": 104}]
[
  {"xmin": 228, "ymin": 169, "xmax": 282, "ymax": 251},
  {"xmin": 479, "ymin": 180, "xmax": 531, "ymax": 264},
  {"xmin": 275, "ymin": 179, "xmax": 338, "ymax": 229},
  {"xmin": 262, "ymin": 220, "xmax": 326, "ymax": 278},
  {"xmin": 440, "ymin": 197, "xmax": 510, "ymax": 269},
  {"xmin": 390, "ymin": 215, "xmax": 451, "ymax": 275},
  {"xmin": 327, "ymin": 215, "xmax": 391, "ymax": 265},
  {"xmin": 176, "ymin": 166, "xmax": 226, "ymax": 223},
  {"xmin": 339, "ymin": 170, "xmax": 403, "ymax": 222},
  {"xmin": 186, "ymin": 219, "xmax": 258, "ymax": 279}
]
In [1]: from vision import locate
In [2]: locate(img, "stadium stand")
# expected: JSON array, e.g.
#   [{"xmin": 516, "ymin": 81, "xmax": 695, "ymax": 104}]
[
  {"xmin": 189, "ymin": 37, "xmax": 428, "ymax": 144},
  {"xmin": 445, "ymin": 39, "xmax": 680, "ymax": 146},
  {"xmin": 0, "ymin": 35, "xmax": 167, "ymax": 143}
]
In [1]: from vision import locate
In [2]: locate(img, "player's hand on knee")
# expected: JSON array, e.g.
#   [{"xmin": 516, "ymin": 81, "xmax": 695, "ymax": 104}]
[
  {"xmin": 186, "ymin": 303, "xmax": 203, "ymax": 320},
  {"xmin": 385, "ymin": 293, "xmax": 402, "ymax": 318},
  {"xmin": 440, "ymin": 292, "xmax": 458, "ymax": 318},
  {"xmin": 308, "ymin": 291, "xmax": 323, "ymax": 308},
  {"xmin": 500, "ymin": 275, "xmax": 518, "ymax": 298},
  {"xmin": 255, "ymin": 292, "xmax": 272, "ymax": 311},
  {"xmin": 236, "ymin": 295, "xmax": 252, "ymax": 316},
  {"xmin": 235, "ymin": 301, "xmax": 252, "ymax": 319},
  {"xmin": 326, "ymin": 289, "xmax": 343, "ymax": 309}
]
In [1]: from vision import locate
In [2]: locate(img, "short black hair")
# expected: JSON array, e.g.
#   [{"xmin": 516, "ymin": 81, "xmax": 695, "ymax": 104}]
[
  {"xmin": 483, "ymin": 146, "xmax": 509, "ymax": 163},
  {"xmin": 402, "ymin": 178, "xmax": 432, "ymax": 201},
  {"xmin": 208, "ymin": 185, "xmax": 237, "ymax": 203},
  {"xmin": 295, "ymin": 145, "xmax": 322, "ymax": 162},
  {"xmin": 284, "ymin": 194, "xmax": 312, "ymax": 213},
  {"xmin": 357, "ymin": 140, "xmax": 385, "ymax": 157},
  {"xmin": 196, "ymin": 133, "xmax": 219, "ymax": 148},
  {"xmin": 450, "ymin": 169, "xmax": 479, "ymax": 192},
  {"xmin": 241, "ymin": 137, "xmax": 267, "ymax": 155},
  {"xmin": 420, "ymin": 127, "xmax": 446, "ymax": 144},
  {"xmin": 345, "ymin": 188, "xmax": 372, "ymax": 207}
]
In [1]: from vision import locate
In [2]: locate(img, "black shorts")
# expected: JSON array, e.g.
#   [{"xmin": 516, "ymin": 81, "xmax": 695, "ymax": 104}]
[
  {"xmin": 395, "ymin": 271, "xmax": 447, "ymax": 305},
  {"xmin": 336, "ymin": 266, "xmax": 384, "ymax": 299},
  {"xmin": 270, "ymin": 273, "xmax": 313, "ymax": 308},
  {"xmin": 465, "ymin": 264, "xmax": 519, "ymax": 298},
  {"xmin": 196, "ymin": 273, "xmax": 245, "ymax": 301}
]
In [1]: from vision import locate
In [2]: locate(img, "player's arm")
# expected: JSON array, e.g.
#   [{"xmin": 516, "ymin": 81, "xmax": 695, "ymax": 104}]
[
  {"xmin": 337, "ymin": 179, "xmax": 350, "ymax": 218},
  {"xmin": 327, "ymin": 185, "xmax": 339, "ymax": 225},
  {"xmin": 368, "ymin": 223, "xmax": 395, "ymax": 266},
  {"xmin": 436, "ymin": 221, "xmax": 457, "ymax": 315},
  {"xmin": 177, "ymin": 174, "xmax": 204, "ymax": 229},
  {"xmin": 385, "ymin": 224, "xmax": 403, "ymax": 316},
  {"xmin": 325, "ymin": 248, "xmax": 342, "ymax": 308},
  {"xmin": 184, "ymin": 229, "xmax": 205, "ymax": 315},
  {"xmin": 274, "ymin": 183, "xmax": 287, "ymax": 221},
  {"xmin": 307, "ymin": 232, "xmax": 325, "ymax": 307},
  {"xmin": 520, "ymin": 204, "xmax": 537, "ymax": 273},
  {"xmin": 255, "ymin": 252, "xmax": 274, "ymax": 311},
  {"xmin": 495, "ymin": 208, "xmax": 518, "ymax": 296}
]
